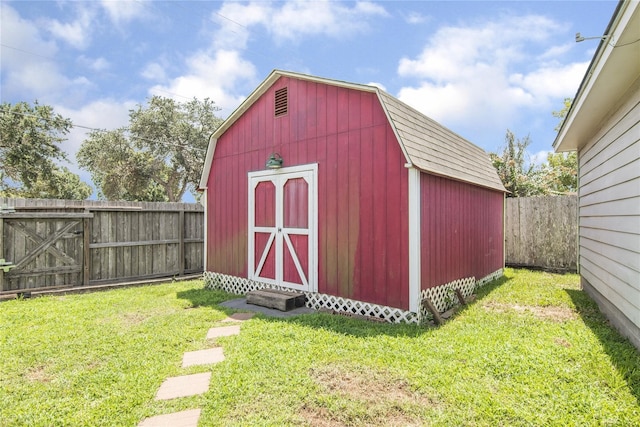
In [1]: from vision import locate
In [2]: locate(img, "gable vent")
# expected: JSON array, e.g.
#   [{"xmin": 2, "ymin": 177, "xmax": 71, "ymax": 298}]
[{"xmin": 274, "ymin": 87, "xmax": 288, "ymax": 117}]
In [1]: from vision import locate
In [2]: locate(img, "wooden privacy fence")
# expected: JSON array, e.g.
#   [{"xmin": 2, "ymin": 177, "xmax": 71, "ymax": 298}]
[
  {"xmin": 505, "ymin": 195, "xmax": 577, "ymax": 272},
  {"xmin": 0, "ymin": 199, "xmax": 204, "ymax": 293}
]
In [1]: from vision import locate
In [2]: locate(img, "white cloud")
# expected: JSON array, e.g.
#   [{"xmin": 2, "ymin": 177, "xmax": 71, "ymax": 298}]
[
  {"xmin": 213, "ymin": 2, "xmax": 270, "ymax": 50},
  {"xmin": 270, "ymin": 0, "xmax": 387, "ymax": 41},
  {"xmin": 141, "ymin": 62, "xmax": 168, "ymax": 81},
  {"xmin": 396, "ymin": 14, "xmax": 585, "ymax": 134},
  {"xmin": 78, "ymin": 56, "xmax": 110, "ymax": 72},
  {"xmin": 509, "ymin": 61, "xmax": 589, "ymax": 100},
  {"xmin": 538, "ymin": 43, "xmax": 573, "ymax": 60},
  {"xmin": 149, "ymin": 49, "xmax": 258, "ymax": 115},
  {"xmin": 158, "ymin": 0, "xmax": 387, "ymax": 115},
  {"xmin": 55, "ymin": 99, "xmax": 136, "ymax": 179},
  {"xmin": 45, "ymin": 6, "xmax": 95, "ymax": 49},
  {"xmin": 174, "ymin": 0, "xmax": 388, "ymax": 117},
  {"xmin": 403, "ymin": 11, "xmax": 428, "ymax": 25},
  {"xmin": 367, "ymin": 81, "xmax": 387, "ymax": 91},
  {"xmin": 100, "ymin": 0, "xmax": 147, "ymax": 25},
  {"xmin": 530, "ymin": 150, "xmax": 552, "ymax": 166},
  {"xmin": 0, "ymin": 4, "xmax": 55, "ymax": 57},
  {"xmin": 0, "ymin": 4, "xmax": 71, "ymax": 102},
  {"xmin": 398, "ymin": 15, "xmax": 560, "ymax": 81},
  {"xmin": 212, "ymin": 0, "xmax": 387, "ymax": 47}
]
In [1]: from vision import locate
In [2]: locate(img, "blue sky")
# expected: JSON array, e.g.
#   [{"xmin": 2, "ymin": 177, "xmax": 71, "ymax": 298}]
[{"xmin": 1, "ymin": 1, "xmax": 617, "ymax": 201}]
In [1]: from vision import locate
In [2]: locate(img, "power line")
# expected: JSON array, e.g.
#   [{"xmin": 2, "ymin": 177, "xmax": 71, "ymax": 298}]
[
  {"xmin": 1, "ymin": 3, "xmax": 299, "ymax": 114},
  {"xmin": 614, "ymin": 37, "xmax": 640, "ymax": 48},
  {"xmin": 1, "ymin": 43, "xmax": 235, "ymax": 113},
  {"xmin": 2, "ymin": 109, "xmax": 208, "ymax": 153},
  {"xmin": 0, "ymin": 43, "xmax": 57, "ymax": 61}
]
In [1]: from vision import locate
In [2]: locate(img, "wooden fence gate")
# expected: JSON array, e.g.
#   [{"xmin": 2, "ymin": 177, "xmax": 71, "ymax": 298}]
[
  {"xmin": 1, "ymin": 212, "xmax": 92, "ymax": 292},
  {"xmin": 0, "ymin": 199, "xmax": 204, "ymax": 294}
]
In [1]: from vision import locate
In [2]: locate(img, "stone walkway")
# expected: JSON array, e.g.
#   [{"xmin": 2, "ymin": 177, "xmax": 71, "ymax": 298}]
[{"xmin": 137, "ymin": 312, "xmax": 255, "ymax": 427}]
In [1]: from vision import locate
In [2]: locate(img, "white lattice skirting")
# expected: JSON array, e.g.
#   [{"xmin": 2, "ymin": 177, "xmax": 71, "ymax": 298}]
[{"xmin": 203, "ymin": 268, "xmax": 503, "ymax": 325}]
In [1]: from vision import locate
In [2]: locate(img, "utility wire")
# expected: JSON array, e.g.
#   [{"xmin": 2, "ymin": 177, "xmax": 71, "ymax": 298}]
[
  {"xmin": 2, "ymin": 109, "xmax": 208, "ymax": 153},
  {"xmin": 614, "ymin": 37, "xmax": 640, "ymax": 48},
  {"xmin": 1, "ymin": 3, "xmax": 301, "ymax": 112},
  {"xmin": 0, "ymin": 43, "xmax": 57, "ymax": 61}
]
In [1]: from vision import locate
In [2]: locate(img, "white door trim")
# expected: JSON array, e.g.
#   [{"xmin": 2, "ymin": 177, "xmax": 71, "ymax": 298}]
[{"xmin": 248, "ymin": 163, "xmax": 318, "ymax": 292}]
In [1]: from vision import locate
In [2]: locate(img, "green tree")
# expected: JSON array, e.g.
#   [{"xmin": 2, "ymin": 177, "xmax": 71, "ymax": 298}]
[
  {"xmin": 552, "ymin": 97, "xmax": 572, "ymax": 131},
  {"xmin": 539, "ymin": 152, "xmax": 577, "ymax": 194},
  {"xmin": 490, "ymin": 130, "xmax": 544, "ymax": 197},
  {"xmin": 6, "ymin": 166, "xmax": 92, "ymax": 200},
  {"xmin": 547, "ymin": 97, "xmax": 577, "ymax": 193},
  {"xmin": 491, "ymin": 99, "xmax": 578, "ymax": 197},
  {"xmin": 0, "ymin": 101, "xmax": 91, "ymax": 200},
  {"xmin": 78, "ymin": 96, "xmax": 222, "ymax": 202}
]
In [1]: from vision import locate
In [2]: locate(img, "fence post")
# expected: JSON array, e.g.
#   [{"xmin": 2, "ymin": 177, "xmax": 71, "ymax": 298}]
[
  {"xmin": 0, "ymin": 217, "xmax": 4, "ymax": 291},
  {"xmin": 179, "ymin": 208, "xmax": 185, "ymax": 277},
  {"xmin": 83, "ymin": 215, "xmax": 90, "ymax": 286}
]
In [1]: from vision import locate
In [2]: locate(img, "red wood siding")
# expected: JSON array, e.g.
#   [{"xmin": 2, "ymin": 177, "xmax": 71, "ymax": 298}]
[
  {"xmin": 206, "ymin": 77, "xmax": 409, "ymax": 309},
  {"xmin": 420, "ymin": 173, "xmax": 504, "ymax": 289}
]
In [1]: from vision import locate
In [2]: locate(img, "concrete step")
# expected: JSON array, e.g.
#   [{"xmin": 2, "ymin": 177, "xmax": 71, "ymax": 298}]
[{"xmin": 246, "ymin": 288, "xmax": 306, "ymax": 312}]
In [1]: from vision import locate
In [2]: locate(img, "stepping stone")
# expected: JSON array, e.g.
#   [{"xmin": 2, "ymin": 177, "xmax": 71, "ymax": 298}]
[
  {"xmin": 206, "ymin": 325, "xmax": 240, "ymax": 339},
  {"xmin": 138, "ymin": 409, "xmax": 201, "ymax": 427},
  {"xmin": 155, "ymin": 372, "xmax": 211, "ymax": 400},
  {"xmin": 182, "ymin": 347, "xmax": 225, "ymax": 367},
  {"xmin": 222, "ymin": 312, "xmax": 255, "ymax": 322}
]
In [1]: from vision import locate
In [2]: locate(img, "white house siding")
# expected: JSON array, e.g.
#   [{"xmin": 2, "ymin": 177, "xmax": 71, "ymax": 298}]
[{"xmin": 578, "ymin": 82, "xmax": 640, "ymax": 348}]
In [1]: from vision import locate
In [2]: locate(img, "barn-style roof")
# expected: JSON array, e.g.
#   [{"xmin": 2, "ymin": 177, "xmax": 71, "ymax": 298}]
[{"xmin": 199, "ymin": 70, "xmax": 506, "ymax": 192}]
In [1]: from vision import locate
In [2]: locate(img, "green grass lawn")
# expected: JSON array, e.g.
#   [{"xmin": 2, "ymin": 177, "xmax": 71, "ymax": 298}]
[{"xmin": 1, "ymin": 268, "xmax": 639, "ymax": 426}]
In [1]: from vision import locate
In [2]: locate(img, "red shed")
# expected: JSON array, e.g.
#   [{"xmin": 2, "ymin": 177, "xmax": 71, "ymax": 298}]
[{"xmin": 199, "ymin": 70, "xmax": 506, "ymax": 323}]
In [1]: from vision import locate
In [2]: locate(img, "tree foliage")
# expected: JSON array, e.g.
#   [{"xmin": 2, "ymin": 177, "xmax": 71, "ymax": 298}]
[
  {"xmin": 6, "ymin": 165, "xmax": 93, "ymax": 200},
  {"xmin": 78, "ymin": 96, "xmax": 222, "ymax": 202},
  {"xmin": 552, "ymin": 97, "xmax": 573, "ymax": 132},
  {"xmin": 548, "ymin": 97, "xmax": 577, "ymax": 193},
  {"xmin": 490, "ymin": 130, "xmax": 577, "ymax": 197},
  {"xmin": 491, "ymin": 96, "xmax": 578, "ymax": 197},
  {"xmin": 0, "ymin": 101, "xmax": 91, "ymax": 200},
  {"xmin": 490, "ymin": 130, "xmax": 544, "ymax": 197},
  {"xmin": 539, "ymin": 152, "xmax": 578, "ymax": 194}
]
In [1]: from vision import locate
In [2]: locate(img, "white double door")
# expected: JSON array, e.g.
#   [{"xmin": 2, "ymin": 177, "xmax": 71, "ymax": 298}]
[{"xmin": 248, "ymin": 164, "xmax": 317, "ymax": 292}]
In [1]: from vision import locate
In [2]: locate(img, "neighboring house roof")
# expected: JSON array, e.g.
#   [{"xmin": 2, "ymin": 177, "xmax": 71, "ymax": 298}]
[
  {"xmin": 200, "ymin": 70, "xmax": 506, "ymax": 192},
  {"xmin": 554, "ymin": 0, "xmax": 640, "ymax": 152}
]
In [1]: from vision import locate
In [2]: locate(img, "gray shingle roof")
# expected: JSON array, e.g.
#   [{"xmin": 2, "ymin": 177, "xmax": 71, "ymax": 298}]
[{"xmin": 377, "ymin": 90, "xmax": 506, "ymax": 192}]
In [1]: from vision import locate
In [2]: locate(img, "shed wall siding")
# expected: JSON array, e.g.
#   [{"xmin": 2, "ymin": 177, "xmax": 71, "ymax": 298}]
[
  {"xmin": 419, "ymin": 173, "xmax": 504, "ymax": 289},
  {"xmin": 578, "ymin": 84, "xmax": 640, "ymax": 343},
  {"xmin": 206, "ymin": 76, "xmax": 410, "ymax": 309}
]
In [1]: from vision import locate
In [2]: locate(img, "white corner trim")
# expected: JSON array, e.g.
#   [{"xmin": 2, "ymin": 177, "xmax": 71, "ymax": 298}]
[
  {"xmin": 202, "ymin": 190, "xmax": 208, "ymax": 271},
  {"xmin": 408, "ymin": 167, "xmax": 421, "ymax": 312}
]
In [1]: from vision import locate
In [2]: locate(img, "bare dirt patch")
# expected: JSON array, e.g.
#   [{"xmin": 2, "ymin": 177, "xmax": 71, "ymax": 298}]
[
  {"xmin": 120, "ymin": 312, "xmax": 149, "ymax": 326},
  {"xmin": 310, "ymin": 364, "xmax": 430, "ymax": 405},
  {"xmin": 298, "ymin": 405, "xmax": 343, "ymax": 427},
  {"xmin": 482, "ymin": 302, "xmax": 578, "ymax": 322},
  {"xmin": 25, "ymin": 365, "xmax": 52, "ymax": 383},
  {"xmin": 298, "ymin": 404, "xmax": 422, "ymax": 427},
  {"xmin": 554, "ymin": 338, "xmax": 572, "ymax": 348},
  {"xmin": 300, "ymin": 364, "xmax": 436, "ymax": 426}
]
